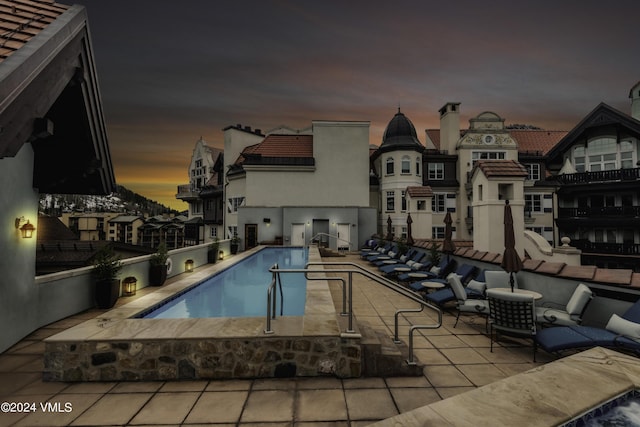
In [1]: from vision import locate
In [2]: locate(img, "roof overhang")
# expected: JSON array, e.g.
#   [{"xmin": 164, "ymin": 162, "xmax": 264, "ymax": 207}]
[{"xmin": 0, "ymin": 5, "xmax": 116, "ymax": 195}]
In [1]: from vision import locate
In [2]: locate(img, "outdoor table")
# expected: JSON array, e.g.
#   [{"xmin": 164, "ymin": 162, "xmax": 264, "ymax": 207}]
[
  {"xmin": 420, "ymin": 281, "xmax": 445, "ymax": 292},
  {"xmin": 408, "ymin": 272, "xmax": 430, "ymax": 279},
  {"xmin": 393, "ymin": 267, "xmax": 411, "ymax": 273},
  {"xmin": 382, "ymin": 260, "xmax": 398, "ymax": 265}
]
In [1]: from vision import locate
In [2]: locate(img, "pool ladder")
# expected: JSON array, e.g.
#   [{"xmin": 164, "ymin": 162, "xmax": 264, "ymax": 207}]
[{"xmin": 264, "ymin": 261, "xmax": 443, "ymax": 365}]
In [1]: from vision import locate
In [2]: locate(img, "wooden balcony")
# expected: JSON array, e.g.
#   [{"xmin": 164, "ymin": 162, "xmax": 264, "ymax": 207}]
[{"xmin": 555, "ymin": 167, "xmax": 640, "ymax": 185}]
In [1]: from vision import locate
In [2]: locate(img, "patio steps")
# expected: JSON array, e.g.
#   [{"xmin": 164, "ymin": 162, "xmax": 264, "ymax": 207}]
[{"xmin": 359, "ymin": 322, "xmax": 424, "ymax": 377}]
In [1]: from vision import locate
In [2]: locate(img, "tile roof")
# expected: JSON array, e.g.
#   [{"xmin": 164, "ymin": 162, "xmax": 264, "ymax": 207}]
[
  {"xmin": 425, "ymin": 129, "xmax": 566, "ymax": 155},
  {"xmin": 475, "ymin": 159, "xmax": 528, "ymax": 177},
  {"xmin": 406, "ymin": 186, "xmax": 433, "ymax": 198},
  {"xmin": 0, "ymin": 0, "xmax": 69, "ymax": 63},
  {"xmin": 509, "ymin": 130, "xmax": 567, "ymax": 155},
  {"xmin": 235, "ymin": 134, "xmax": 314, "ymax": 166}
]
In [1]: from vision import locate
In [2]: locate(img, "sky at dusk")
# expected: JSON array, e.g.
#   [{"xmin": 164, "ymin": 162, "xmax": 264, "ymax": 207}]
[{"xmin": 61, "ymin": 0, "xmax": 640, "ymax": 210}]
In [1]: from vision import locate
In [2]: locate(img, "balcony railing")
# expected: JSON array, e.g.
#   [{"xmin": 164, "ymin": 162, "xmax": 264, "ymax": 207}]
[
  {"xmin": 176, "ymin": 183, "xmax": 201, "ymax": 199},
  {"xmin": 571, "ymin": 239, "xmax": 640, "ymax": 256},
  {"xmin": 555, "ymin": 167, "xmax": 640, "ymax": 185},
  {"xmin": 558, "ymin": 206, "xmax": 640, "ymax": 218}
]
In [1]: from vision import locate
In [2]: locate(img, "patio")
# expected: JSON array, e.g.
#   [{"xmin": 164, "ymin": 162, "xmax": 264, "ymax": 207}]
[{"xmin": 1, "ymin": 253, "xmax": 554, "ymax": 426}]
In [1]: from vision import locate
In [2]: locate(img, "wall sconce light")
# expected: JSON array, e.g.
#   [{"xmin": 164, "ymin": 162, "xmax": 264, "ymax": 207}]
[
  {"xmin": 218, "ymin": 250, "xmax": 224, "ymax": 260},
  {"xmin": 185, "ymin": 259, "xmax": 194, "ymax": 273},
  {"xmin": 122, "ymin": 276, "xmax": 137, "ymax": 296},
  {"xmin": 15, "ymin": 217, "xmax": 36, "ymax": 238},
  {"xmin": 263, "ymin": 218, "xmax": 271, "ymax": 224}
]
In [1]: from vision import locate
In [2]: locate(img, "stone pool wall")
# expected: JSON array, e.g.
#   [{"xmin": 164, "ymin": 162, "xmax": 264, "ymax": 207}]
[{"xmin": 44, "ymin": 335, "xmax": 362, "ymax": 381}]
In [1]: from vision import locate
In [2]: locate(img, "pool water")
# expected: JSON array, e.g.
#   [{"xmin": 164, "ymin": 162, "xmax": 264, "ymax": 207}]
[
  {"xmin": 141, "ymin": 247, "xmax": 308, "ymax": 318},
  {"xmin": 564, "ymin": 390, "xmax": 640, "ymax": 427}
]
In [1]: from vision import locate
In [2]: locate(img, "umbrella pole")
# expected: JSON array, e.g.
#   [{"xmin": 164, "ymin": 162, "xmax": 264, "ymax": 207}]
[{"xmin": 509, "ymin": 272, "xmax": 514, "ymax": 293}]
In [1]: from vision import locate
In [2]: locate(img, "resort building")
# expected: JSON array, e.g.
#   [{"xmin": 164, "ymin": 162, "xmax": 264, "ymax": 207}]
[
  {"xmin": 223, "ymin": 121, "xmax": 377, "ymax": 251},
  {"xmin": 0, "ymin": 1, "xmax": 116, "ymax": 352}
]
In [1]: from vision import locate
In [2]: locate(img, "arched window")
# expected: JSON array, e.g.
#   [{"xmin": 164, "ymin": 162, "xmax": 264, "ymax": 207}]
[
  {"xmin": 401, "ymin": 156, "xmax": 411, "ymax": 174},
  {"xmin": 386, "ymin": 157, "xmax": 394, "ymax": 175}
]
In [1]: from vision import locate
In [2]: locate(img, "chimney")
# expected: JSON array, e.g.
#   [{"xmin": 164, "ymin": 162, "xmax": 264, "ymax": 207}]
[
  {"xmin": 630, "ymin": 81, "xmax": 640, "ymax": 120},
  {"xmin": 439, "ymin": 102, "xmax": 461, "ymax": 154}
]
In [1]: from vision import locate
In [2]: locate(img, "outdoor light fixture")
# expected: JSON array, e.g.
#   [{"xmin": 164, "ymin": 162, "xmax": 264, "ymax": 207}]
[
  {"xmin": 218, "ymin": 250, "xmax": 224, "ymax": 260},
  {"xmin": 263, "ymin": 218, "xmax": 270, "ymax": 223},
  {"xmin": 122, "ymin": 276, "xmax": 137, "ymax": 296},
  {"xmin": 185, "ymin": 259, "xmax": 194, "ymax": 272},
  {"xmin": 15, "ymin": 217, "xmax": 36, "ymax": 238}
]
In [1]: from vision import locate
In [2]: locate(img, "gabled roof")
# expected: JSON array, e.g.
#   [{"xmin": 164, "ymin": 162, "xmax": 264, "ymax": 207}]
[
  {"xmin": 474, "ymin": 160, "xmax": 528, "ymax": 178},
  {"xmin": 0, "ymin": 2, "xmax": 116, "ymax": 194},
  {"xmin": 546, "ymin": 102, "xmax": 640, "ymax": 162},
  {"xmin": 0, "ymin": 0, "xmax": 69, "ymax": 63},
  {"xmin": 425, "ymin": 129, "xmax": 565, "ymax": 155}
]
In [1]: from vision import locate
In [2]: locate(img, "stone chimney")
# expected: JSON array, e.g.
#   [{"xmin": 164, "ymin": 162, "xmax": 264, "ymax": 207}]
[
  {"xmin": 630, "ymin": 81, "xmax": 640, "ymax": 120},
  {"xmin": 439, "ymin": 102, "xmax": 461, "ymax": 154}
]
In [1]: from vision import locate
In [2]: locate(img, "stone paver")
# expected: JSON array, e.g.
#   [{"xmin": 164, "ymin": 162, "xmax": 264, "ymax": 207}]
[{"xmin": 0, "ymin": 253, "xmax": 553, "ymax": 426}]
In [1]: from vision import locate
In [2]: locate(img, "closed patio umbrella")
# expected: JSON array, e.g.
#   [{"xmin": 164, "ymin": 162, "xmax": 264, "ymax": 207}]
[
  {"xmin": 442, "ymin": 211, "xmax": 456, "ymax": 261},
  {"xmin": 501, "ymin": 200, "xmax": 523, "ymax": 292},
  {"xmin": 386, "ymin": 215, "xmax": 393, "ymax": 241},
  {"xmin": 406, "ymin": 213, "xmax": 414, "ymax": 246}
]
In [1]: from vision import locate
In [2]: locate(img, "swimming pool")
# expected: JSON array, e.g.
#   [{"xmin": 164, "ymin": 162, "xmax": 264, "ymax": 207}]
[{"xmin": 141, "ymin": 247, "xmax": 308, "ymax": 318}]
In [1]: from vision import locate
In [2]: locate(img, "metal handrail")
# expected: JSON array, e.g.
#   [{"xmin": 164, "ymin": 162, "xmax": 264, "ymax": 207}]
[
  {"xmin": 264, "ymin": 263, "xmax": 284, "ymax": 334},
  {"xmin": 266, "ymin": 261, "xmax": 442, "ymax": 365},
  {"xmin": 309, "ymin": 232, "xmax": 351, "ymax": 252}
]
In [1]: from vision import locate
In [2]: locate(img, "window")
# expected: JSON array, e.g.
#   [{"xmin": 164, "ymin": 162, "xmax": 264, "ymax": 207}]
[
  {"xmin": 401, "ymin": 156, "xmax": 411, "ymax": 174},
  {"xmin": 526, "ymin": 164, "xmax": 540, "ymax": 181},
  {"xmin": 573, "ymin": 138, "xmax": 637, "ymax": 172},
  {"xmin": 471, "ymin": 151, "xmax": 506, "ymax": 166},
  {"xmin": 386, "ymin": 157, "xmax": 394, "ymax": 175},
  {"xmin": 573, "ymin": 146, "xmax": 585, "ymax": 172},
  {"xmin": 428, "ymin": 163, "xmax": 444, "ymax": 180},
  {"xmin": 386, "ymin": 191, "xmax": 395, "ymax": 211},
  {"xmin": 432, "ymin": 193, "xmax": 446, "ymax": 213},
  {"xmin": 228, "ymin": 197, "xmax": 245, "ymax": 213},
  {"xmin": 227, "ymin": 226, "xmax": 238, "ymax": 240},
  {"xmin": 417, "ymin": 200, "xmax": 426, "ymax": 210},
  {"xmin": 210, "ymin": 227, "xmax": 217, "ymax": 238},
  {"xmin": 416, "ymin": 157, "xmax": 421, "ymax": 176},
  {"xmin": 432, "ymin": 226, "xmax": 445, "ymax": 239},
  {"xmin": 525, "ymin": 194, "xmax": 542, "ymax": 213},
  {"xmin": 401, "ymin": 190, "xmax": 407, "ymax": 211},
  {"xmin": 401, "ymin": 226, "xmax": 407, "ymax": 239}
]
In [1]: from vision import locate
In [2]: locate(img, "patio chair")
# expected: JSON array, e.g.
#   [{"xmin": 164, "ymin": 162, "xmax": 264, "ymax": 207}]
[
  {"xmin": 449, "ymin": 273, "xmax": 489, "ymax": 329},
  {"xmin": 366, "ymin": 245, "xmax": 398, "ymax": 263},
  {"xmin": 423, "ymin": 270, "xmax": 486, "ymax": 306},
  {"xmin": 485, "ymin": 270, "xmax": 519, "ymax": 291},
  {"xmin": 378, "ymin": 250, "xmax": 426, "ymax": 273},
  {"xmin": 361, "ymin": 241, "xmax": 390, "ymax": 259},
  {"xmin": 397, "ymin": 256, "xmax": 454, "ymax": 282},
  {"xmin": 536, "ymin": 299, "xmax": 640, "ymax": 356},
  {"xmin": 408, "ymin": 263, "xmax": 477, "ymax": 292},
  {"xmin": 536, "ymin": 283, "xmax": 593, "ymax": 326},
  {"xmin": 373, "ymin": 248, "xmax": 416, "ymax": 267},
  {"xmin": 487, "ymin": 289, "xmax": 538, "ymax": 362}
]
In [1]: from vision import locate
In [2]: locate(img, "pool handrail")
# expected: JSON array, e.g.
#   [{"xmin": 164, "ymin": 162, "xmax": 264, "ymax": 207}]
[
  {"xmin": 267, "ymin": 261, "xmax": 443, "ymax": 365},
  {"xmin": 309, "ymin": 232, "xmax": 351, "ymax": 252}
]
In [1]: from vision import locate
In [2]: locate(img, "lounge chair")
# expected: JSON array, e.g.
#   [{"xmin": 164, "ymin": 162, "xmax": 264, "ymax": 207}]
[
  {"xmin": 536, "ymin": 299, "xmax": 640, "ymax": 356},
  {"xmin": 373, "ymin": 248, "xmax": 416, "ymax": 267},
  {"xmin": 397, "ymin": 256, "xmax": 454, "ymax": 282},
  {"xmin": 423, "ymin": 270, "xmax": 487, "ymax": 306},
  {"xmin": 366, "ymin": 245, "xmax": 398, "ymax": 263},
  {"xmin": 536, "ymin": 283, "xmax": 593, "ymax": 326},
  {"xmin": 361, "ymin": 242, "xmax": 390, "ymax": 259},
  {"xmin": 408, "ymin": 263, "xmax": 477, "ymax": 292},
  {"xmin": 378, "ymin": 250, "xmax": 426, "ymax": 273},
  {"xmin": 448, "ymin": 273, "xmax": 489, "ymax": 329},
  {"xmin": 488, "ymin": 288, "xmax": 538, "ymax": 361}
]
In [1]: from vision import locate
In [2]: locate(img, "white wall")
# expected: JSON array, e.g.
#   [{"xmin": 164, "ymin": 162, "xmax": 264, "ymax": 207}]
[{"xmin": 0, "ymin": 144, "xmax": 40, "ymax": 352}]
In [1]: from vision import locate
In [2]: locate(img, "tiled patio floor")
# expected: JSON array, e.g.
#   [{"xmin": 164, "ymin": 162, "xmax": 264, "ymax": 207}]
[{"xmin": 0, "ymin": 254, "xmax": 556, "ymax": 426}]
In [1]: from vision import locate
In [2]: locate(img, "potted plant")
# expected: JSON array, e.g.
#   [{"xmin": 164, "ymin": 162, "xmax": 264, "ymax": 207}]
[
  {"xmin": 208, "ymin": 237, "xmax": 220, "ymax": 263},
  {"xmin": 149, "ymin": 242, "xmax": 169, "ymax": 286},
  {"xmin": 230, "ymin": 232, "xmax": 240, "ymax": 254},
  {"xmin": 428, "ymin": 241, "xmax": 441, "ymax": 266},
  {"xmin": 93, "ymin": 245, "xmax": 123, "ymax": 309}
]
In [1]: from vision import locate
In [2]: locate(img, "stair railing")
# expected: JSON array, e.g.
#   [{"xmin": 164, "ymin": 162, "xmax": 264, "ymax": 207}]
[{"xmin": 266, "ymin": 261, "xmax": 442, "ymax": 365}]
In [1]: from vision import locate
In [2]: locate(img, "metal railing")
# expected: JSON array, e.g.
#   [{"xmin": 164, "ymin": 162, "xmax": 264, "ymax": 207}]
[
  {"xmin": 309, "ymin": 232, "xmax": 351, "ymax": 252},
  {"xmin": 265, "ymin": 261, "xmax": 442, "ymax": 365}
]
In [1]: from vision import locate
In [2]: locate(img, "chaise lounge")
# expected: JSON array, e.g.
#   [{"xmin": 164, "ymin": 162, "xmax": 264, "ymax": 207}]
[{"xmin": 536, "ymin": 298, "xmax": 640, "ymax": 355}]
